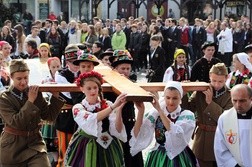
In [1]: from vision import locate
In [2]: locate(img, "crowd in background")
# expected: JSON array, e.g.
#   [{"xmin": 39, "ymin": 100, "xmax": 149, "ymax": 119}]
[{"xmin": 0, "ymin": 12, "xmax": 252, "ymax": 167}]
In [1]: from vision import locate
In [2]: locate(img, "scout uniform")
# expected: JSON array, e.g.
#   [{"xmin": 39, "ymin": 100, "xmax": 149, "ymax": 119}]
[
  {"xmin": 182, "ymin": 63, "xmax": 233, "ymax": 166},
  {"xmin": 0, "ymin": 60, "xmax": 64, "ymax": 166}
]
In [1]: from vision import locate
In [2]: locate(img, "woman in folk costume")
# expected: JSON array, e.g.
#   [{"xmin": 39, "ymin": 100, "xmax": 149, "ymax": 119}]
[
  {"xmin": 163, "ymin": 49, "xmax": 191, "ymax": 82},
  {"xmin": 130, "ymin": 81, "xmax": 197, "ymax": 167},
  {"xmin": 64, "ymin": 71, "xmax": 128, "ymax": 167},
  {"xmin": 226, "ymin": 52, "xmax": 252, "ymax": 89}
]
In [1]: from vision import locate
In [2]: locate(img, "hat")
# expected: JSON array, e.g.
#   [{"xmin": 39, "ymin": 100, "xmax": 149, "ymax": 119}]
[
  {"xmin": 39, "ymin": 43, "xmax": 50, "ymax": 50},
  {"xmin": 10, "ymin": 59, "xmax": 30, "ymax": 75},
  {"xmin": 73, "ymin": 51, "xmax": 100, "ymax": 66},
  {"xmin": 209, "ymin": 63, "xmax": 228, "ymax": 76},
  {"xmin": 131, "ymin": 24, "xmax": 138, "ymax": 28},
  {"xmin": 109, "ymin": 50, "xmax": 133, "ymax": 67},
  {"xmin": 174, "ymin": 49, "xmax": 186, "ymax": 59},
  {"xmin": 235, "ymin": 52, "xmax": 252, "ymax": 72},
  {"xmin": 201, "ymin": 41, "xmax": 217, "ymax": 51},
  {"xmin": 244, "ymin": 44, "xmax": 252, "ymax": 53},
  {"xmin": 76, "ymin": 43, "xmax": 87, "ymax": 50},
  {"xmin": 64, "ymin": 44, "xmax": 79, "ymax": 60},
  {"xmin": 99, "ymin": 48, "xmax": 113, "ymax": 60},
  {"xmin": 164, "ymin": 81, "xmax": 183, "ymax": 98}
]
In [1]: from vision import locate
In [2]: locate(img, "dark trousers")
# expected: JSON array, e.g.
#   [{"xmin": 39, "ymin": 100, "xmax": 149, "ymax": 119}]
[{"xmin": 217, "ymin": 52, "xmax": 233, "ymax": 67}]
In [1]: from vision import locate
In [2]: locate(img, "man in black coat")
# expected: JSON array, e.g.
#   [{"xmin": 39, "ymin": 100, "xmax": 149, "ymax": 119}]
[
  {"xmin": 128, "ymin": 24, "xmax": 142, "ymax": 72},
  {"xmin": 167, "ymin": 19, "xmax": 181, "ymax": 67},
  {"xmin": 192, "ymin": 18, "xmax": 207, "ymax": 65}
]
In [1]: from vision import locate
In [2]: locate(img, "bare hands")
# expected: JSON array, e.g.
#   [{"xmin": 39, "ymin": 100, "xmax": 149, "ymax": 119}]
[
  {"xmin": 150, "ymin": 92, "xmax": 161, "ymax": 112},
  {"xmin": 203, "ymin": 86, "xmax": 213, "ymax": 104},
  {"xmin": 28, "ymin": 85, "xmax": 39, "ymax": 103},
  {"xmin": 51, "ymin": 92, "xmax": 60, "ymax": 98},
  {"xmin": 113, "ymin": 93, "xmax": 127, "ymax": 109},
  {"xmin": 134, "ymin": 102, "xmax": 145, "ymax": 113}
]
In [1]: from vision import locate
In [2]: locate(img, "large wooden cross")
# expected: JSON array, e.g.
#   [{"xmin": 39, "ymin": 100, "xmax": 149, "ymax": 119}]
[{"xmin": 25, "ymin": 59, "xmax": 210, "ymax": 102}]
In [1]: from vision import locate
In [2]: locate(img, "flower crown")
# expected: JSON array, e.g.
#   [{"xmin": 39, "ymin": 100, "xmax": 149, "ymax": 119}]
[{"xmin": 76, "ymin": 71, "xmax": 103, "ymax": 87}]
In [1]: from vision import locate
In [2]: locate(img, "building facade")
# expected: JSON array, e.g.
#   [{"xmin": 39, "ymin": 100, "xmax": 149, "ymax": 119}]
[{"xmin": 2, "ymin": 0, "xmax": 252, "ymax": 24}]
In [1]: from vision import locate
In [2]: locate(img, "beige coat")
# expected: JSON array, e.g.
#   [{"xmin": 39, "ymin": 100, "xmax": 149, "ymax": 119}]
[
  {"xmin": 182, "ymin": 88, "xmax": 233, "ymax": 161},
  {"xmin": 0, "ymin": 86, "xmax": 64, "ymax": 165}
]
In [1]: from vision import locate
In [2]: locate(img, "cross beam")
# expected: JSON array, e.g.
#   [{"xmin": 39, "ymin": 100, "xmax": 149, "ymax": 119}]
[{"xmin": 38, "ymin": 82, "xmax": 210, "ymax": 101}]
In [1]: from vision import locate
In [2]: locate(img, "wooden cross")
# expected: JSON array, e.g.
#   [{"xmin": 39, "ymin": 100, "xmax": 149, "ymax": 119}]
[{"xmin": 27, "ymin": 59, "xmax": 210, "ymax": 102}]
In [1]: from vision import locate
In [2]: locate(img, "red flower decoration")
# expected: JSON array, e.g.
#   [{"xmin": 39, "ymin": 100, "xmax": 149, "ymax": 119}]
[
  {"xmin": 250, "ymin": 80, "xmax": 252, "ymax": 88},
  {"xmin": 76, "ymin": 71, "xmax": 104, "ymax": 87},
  {"xmin": 242, "ymin": 69, "xmax": 250, "ymax": 76},
  {"xmin": 101, "ymin": 135, "xmax": 109, "ymax": 142},
  {"xmin": 83, "ymin": 113, "xmax": 89, "ymax": 120},
  {"xmin": 73, "ymin": 108, "xmax": 80, "ymax": 116}
]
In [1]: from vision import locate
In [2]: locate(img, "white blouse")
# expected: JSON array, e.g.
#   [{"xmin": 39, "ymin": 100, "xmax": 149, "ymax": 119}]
[
  {"xmin": 130, "ymin": 104, "xmax": 195, "ymax": 159},
  {"xmin": 72, "ymin": 98, "xmax": 127, "ymax": 143},
  {"xmin": 163, "ymin": 65, "xmax": 191, "ymax": 82}
]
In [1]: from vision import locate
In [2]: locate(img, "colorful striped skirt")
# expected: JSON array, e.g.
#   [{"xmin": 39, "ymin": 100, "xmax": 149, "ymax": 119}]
[
  {"xmin": 64, "ymin": 130, "xmax": 125, "ymax": 167},
  {"xmin": 145, "ymin": 145, "xmax": 197, "ymax": 167}
]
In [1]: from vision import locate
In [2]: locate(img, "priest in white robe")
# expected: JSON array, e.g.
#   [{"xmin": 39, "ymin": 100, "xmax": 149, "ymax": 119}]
[{"xmin": 214, "ymin": 84, "xmax": 252, "ymax": 167}]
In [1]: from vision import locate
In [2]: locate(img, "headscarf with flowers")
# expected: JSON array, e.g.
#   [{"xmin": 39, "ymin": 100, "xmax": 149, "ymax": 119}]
[{"xmin": 229, "ymin": 69, "xmax": 252, "ymax": 88}]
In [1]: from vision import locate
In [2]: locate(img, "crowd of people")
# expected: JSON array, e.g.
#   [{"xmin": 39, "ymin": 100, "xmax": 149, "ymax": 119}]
[{"xmin": 0, "ymin": 13, "xmax": 251, "ymax": 167}]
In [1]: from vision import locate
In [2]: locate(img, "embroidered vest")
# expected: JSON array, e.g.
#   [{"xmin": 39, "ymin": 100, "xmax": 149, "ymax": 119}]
[
  {"xmin": 155, "ymin": 109, "xmax": 184, "ymax": 145},
  {"xmin": 229, "ymin": 72, "xmax": 252, "ymax": 89}
]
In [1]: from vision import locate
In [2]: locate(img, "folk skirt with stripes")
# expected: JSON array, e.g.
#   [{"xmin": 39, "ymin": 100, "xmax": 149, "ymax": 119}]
[
  {"xmin": 64, "ymin": 129, "xmax": 125, "ymax": 167},
  {"xmin": 145, "ymin": 145, "xmax": 197, "ymax": 167}
]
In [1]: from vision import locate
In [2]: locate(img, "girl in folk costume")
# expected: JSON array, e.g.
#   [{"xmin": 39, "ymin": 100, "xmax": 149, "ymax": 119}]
[
  {"xmin": 130, "ymin": 81, "xmax": 197, "ymax": 167},
  {"xmin": 41, "ymin": 57, "xmax": 62, "ymax": 165},
  {"xmin": 163, "ymin": 49, "xmax": 191, "ymax": 82},
  {"xmin": 42, "ymin": 57, "xmax": 61, "ymax": 84},
  {"xmin": 226, "ymin": 52, "xmax": 252, "ymax": 89},
  {"xmin": 64, "ymin": 71, "xmax": 128, "ymax": 167}
]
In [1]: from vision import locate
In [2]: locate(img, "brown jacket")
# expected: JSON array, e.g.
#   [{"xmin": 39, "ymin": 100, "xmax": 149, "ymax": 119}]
[
  {"xmin": 182, "ymin": 87, "xmax": 233, "ymax": 161},
  {"xmin": 0, "ymin": 86, "xmax": 64, "ymax": 165}
]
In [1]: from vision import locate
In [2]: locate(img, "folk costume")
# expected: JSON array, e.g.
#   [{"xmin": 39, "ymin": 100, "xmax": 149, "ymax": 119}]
[
  {"xmin": 54, "ymin": 44, "xmax": 79, "ymax": 167},
  {"xmin": 106, "ymin": 50, "xmax": 144, "ymax": 167},
  {"xmin": 0, "ymin": 60, "xmax": 64, "ymax": 166},
  {"xmin": 163, "ymin": 49, "xmax": 191, "ymax": 82},
  {"xmin": 130, "ymin": 82, "xmax": 197, "ymax": 167},
  {"xmin": 214, "ymin": 107, "xmax": 252, "ymax": 166},
  {"xmin": 70, "ymin": 51, "xmax": 100, "ymax": 104},
  {"xmin": 191, "ymin": 42, "xmax": 221, "ymax": 83},
  {"xmin": 226, "ymin": 53, "xmax": 252, "ymax": 89},
  {"xmin": 64, "ymin": 98, "xmax": 127, "ymax": 167}
]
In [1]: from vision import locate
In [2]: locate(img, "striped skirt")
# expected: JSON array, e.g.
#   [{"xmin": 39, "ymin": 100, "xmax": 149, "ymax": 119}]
[
  {"xmin": 64, "ymin": 130, "xmax": 125, "ymax": 167},
  {"xmin": 145, "ymin": 145, "xmax": 197, "ymax": 167}
]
